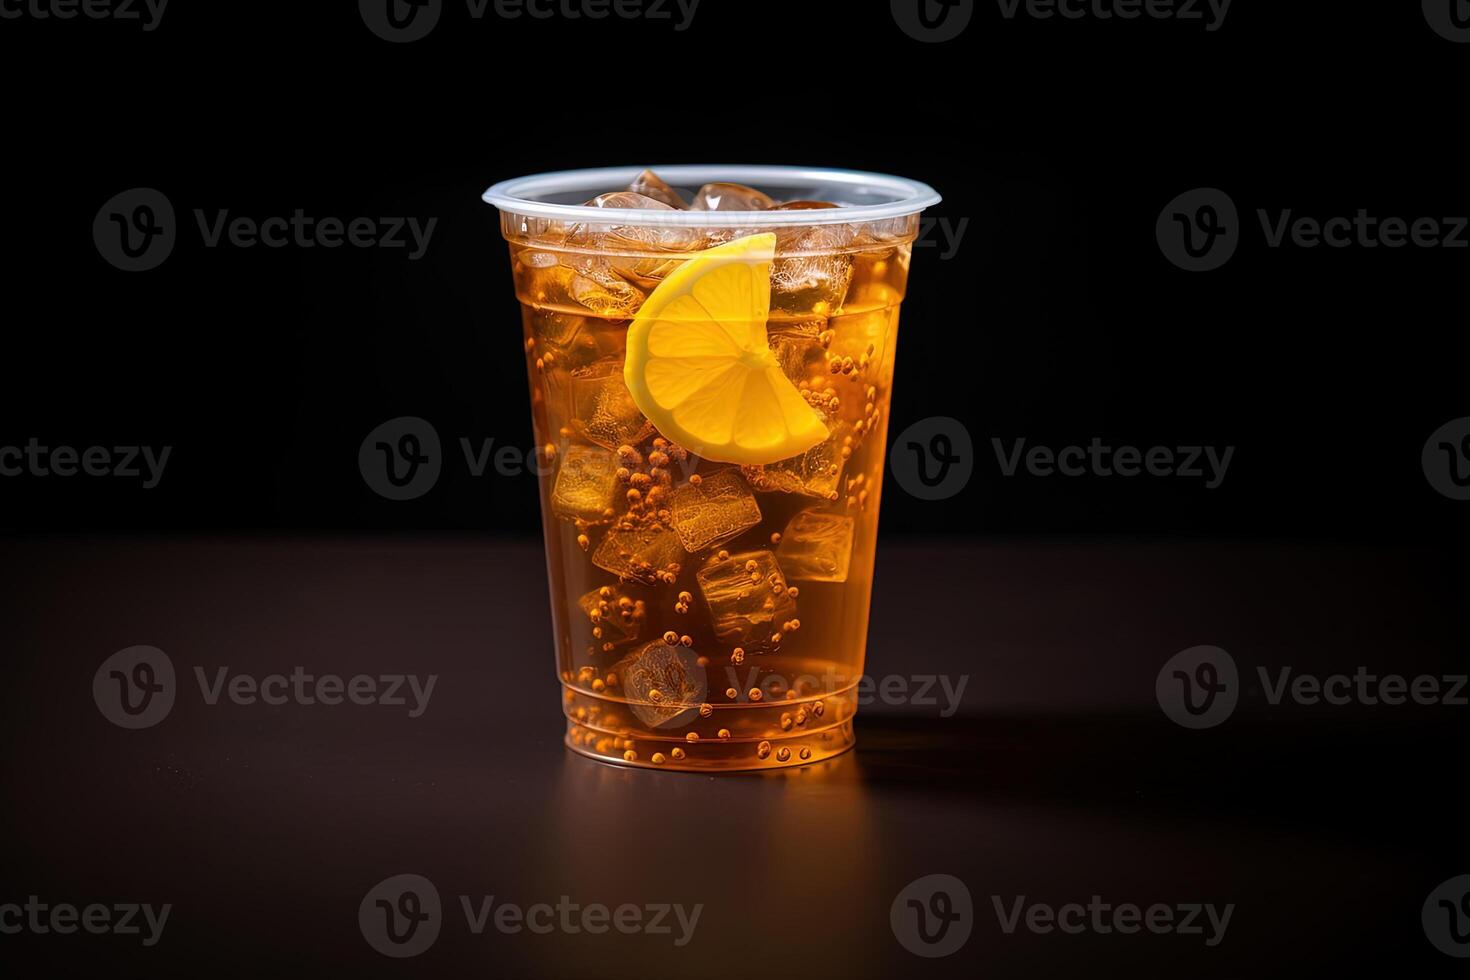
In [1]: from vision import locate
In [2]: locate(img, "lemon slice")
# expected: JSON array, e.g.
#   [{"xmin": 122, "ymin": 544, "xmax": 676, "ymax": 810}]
[{"xmin": 624, "ymin": 233, "xmax": 828, "ymax": 465}]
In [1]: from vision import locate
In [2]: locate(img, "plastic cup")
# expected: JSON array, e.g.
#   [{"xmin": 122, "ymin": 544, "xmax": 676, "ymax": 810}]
[{"xmin": 484, "ymin": 166, "xmax": 940, "ymax": 771}]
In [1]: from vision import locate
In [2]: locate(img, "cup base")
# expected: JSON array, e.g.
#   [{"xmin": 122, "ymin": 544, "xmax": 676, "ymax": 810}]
[{"xmin": 564, "ymin": 718, "xmax": 856, "ymax": 773}]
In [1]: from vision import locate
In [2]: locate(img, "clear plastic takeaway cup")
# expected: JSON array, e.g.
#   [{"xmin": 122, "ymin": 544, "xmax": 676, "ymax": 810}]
[{"xmin": 484, "ymin": 166, "xmax": 941, "ymax": 771}]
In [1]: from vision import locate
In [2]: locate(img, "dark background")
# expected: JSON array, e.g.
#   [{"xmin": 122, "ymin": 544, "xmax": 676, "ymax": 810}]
[
  {"xmin": 0, "ymin": 1, "xmax": 1463, "ymax": 540},
  {"xmin": 1, "ymin": 2, "xmax": 1467, "ymax": 978}
]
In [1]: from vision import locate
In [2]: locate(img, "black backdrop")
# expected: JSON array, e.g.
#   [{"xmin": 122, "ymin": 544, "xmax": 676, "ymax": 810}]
[
  {"xmin": 3, "ymin": 5, "xmax": 1470, "ymax": 979},
  {"xmin": 2, "ymin": 1, "xmax": 1465, "ymax": 541}
]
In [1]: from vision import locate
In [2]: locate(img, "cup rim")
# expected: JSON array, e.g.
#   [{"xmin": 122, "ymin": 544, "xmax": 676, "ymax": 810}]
[{"xmin": 483, "ymin": 165, "xmax": 942, "ymax": 228}]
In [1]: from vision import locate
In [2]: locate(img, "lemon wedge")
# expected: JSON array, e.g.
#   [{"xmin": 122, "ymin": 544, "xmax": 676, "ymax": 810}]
[{"xmin": 624, "ymin": 233, "xmax": 828, "ymax": 465}]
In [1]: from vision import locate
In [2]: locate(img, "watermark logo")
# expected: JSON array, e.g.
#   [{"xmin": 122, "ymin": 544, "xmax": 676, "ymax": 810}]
[
  {"xmin": 94, "ymin": 188, "xmax": 176, "ymax": 272},
  {"xmin": 94, "ymin": 189, "xmax": 436, "ymax": 270},
  {"xmin": 360, "ymin": 874, "xmax": 442, "ymax": 958},
  {"xmin": 1424, "ymin": 0, "xmax": 1470, "ymax": 42},
  {"xmin": 890, "ymin": 416, "xmax": 974, "ymax": 501},
  {"xmin": 93, "ymin": 646, "xmax": 176, "ymax": 730},
  {"xmin": 1158, "ymin": 646, "xmax": 1468, "ymax": 728},
  {"xmin": 1423, "ymin": 417, "xmax": 1470, "ymax": 501},
  {"xmin": 360, "ymin": 0, "xmax": 443, "ymax": 42},
  {"xmin": 360, "ymin": 874, "xmax": 701, "ymax": 956},
  {"xmin": 360, "ymin": 417, "xmax": 442, "ymax": 501},
  {"xmin": 1424, "ymin": 875, "xmax": 1470, "ymax": 957},
  {"xmin": 93, "ymin": 648, "xmax": 438, "ymax": 728},
  {"xmin": 1157, "ymin": 188, "xmax": 1239, "ymax": 272},
  {"xmin": 1156, "ymin": 645, "xmax": 1238, "ymax": 729},
  {"xmin": 891, "ymin": 874, "xmax": 973, "ymax": 957},
  {"xmin": 891, "ymin": 0, "xmax": 974, "ymax": 42},
  {"xmin": 1164, "ymin": 189, "xmax": 1470, "ymax": 271}
]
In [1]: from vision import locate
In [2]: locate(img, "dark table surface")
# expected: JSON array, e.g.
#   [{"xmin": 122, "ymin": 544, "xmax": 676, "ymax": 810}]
[{"xmin": 1, "ymin": 535, "xmax": 1464, "ymax": 977}]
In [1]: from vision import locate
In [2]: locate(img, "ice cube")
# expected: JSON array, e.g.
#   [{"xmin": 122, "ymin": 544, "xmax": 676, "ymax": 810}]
[
  {"xmin": 768, "ymin": 332, "xmax": 825, "ymax": 386},
  {"xmin": 741, "ymin": 421, "xmax": 852, "ymax": 501},
  {"xmin": 525, "ymin": 263, "xmax": 646, "ymax": 318},
  {"xmin": 774, "ymin": 201, "xmax": 840, "ymax": 211},
  {"xmin": 576, "ymin": 191, "xmax": 703, "ymax": 256},
  {"xmin": 570, "ymin": 360, "xmax": 655, "ymax": 451},
  {"xmin": 579, "ymin": 586, "xmax": 648, "ymax": 648},
  {"xmin": 776, "ymin": 512, "xmax": 854, "ymax": 583},
  {"xmin": 592, "ymin": 525, "xmax": 686, "ymax": 585},
  {"xmin": 530, "ymin": 311, "xmax": 617, "ymax": 388},
  {"xmin": 613, "ymin": 640, "xmax": 707, "ymax": 728},
  {"xmin": 691, "ymin": 182, "xmax": 777, "ymax": 211},
  {"xmin": 566, "ymin": 263, "xmax": 646, "ymax": 318},
  {"xmin": 772, "ymin": 223, "xmax": 856, "ymax": 314},
  {"xmin": 627, "ymin": 169, "xmax": 689, "ymax": 210},
  {"xmin": 532, "ymin": 310, "xmax": 588, "ymax": 350},
  {"xmin": 695, "ymin": 551, "xmax": 797, "ymax": 648},
  {"xmin": 668, "ymin": 469, "xmax": 762, "ymax": 553},
  {"xmin": 567, "ymin": 191, "xmax": 705, "ymax": 279},
  {"xmin": 551, "ymin": 445, "xmax": 622, "ymax": 523},
  {"xmin": 585, "ymin": 191, "xmax": 669, "ymax": 210}
]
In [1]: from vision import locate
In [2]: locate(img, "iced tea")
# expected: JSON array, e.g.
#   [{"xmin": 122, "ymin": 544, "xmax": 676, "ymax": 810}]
[{"xmin": 486, "ymin": 166, "xmax": 939, "ymax": 771}]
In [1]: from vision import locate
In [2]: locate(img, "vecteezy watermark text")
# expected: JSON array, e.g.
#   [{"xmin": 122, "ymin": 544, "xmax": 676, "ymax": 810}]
[
  {"xmin": 719, "ymin": 667, "xmax": 969, "ymax": 718},
  {"xmin": 94, "ymin": 188, "xmax": 437, "ymax": 272},
  {"xmin": 992, "ymin": 894, "xmax": 1234, "ymax": 946},
  {"xmin": 359, "ymin": 874, "xmax": 700, "ymax": 958},
  {"xmin": 0, "ymin": 439, "xmax": 170, "ymax": 488},
  {"xmin": 996, "ymin": 0, "xmax": 1231, "ymax": 30},
  {"xmin": 915, "ymin": 216, "xmax": 968, "ymax": 260},
  {"xmin": 360, "ymin": 416, "xmax": 577, "ymax": 501},
  {"xmin": 194, "ymin": 667, "xmax": 436, "ymax": 717},
  {"xmin": 993, "ymin": 438, "xmax": 1234, "ymax": 489},
  {"xmin": 359, "ymin": 0, "xmax": 701, "ymax": 43},
  {"xmin": 1157, "ymin": 645, "xmax": 1469, "ymax": 729},
  {"xmin": 0, "ymin": 0, "xmax": 168, "ymax": 30},
  {"xmin": 0, "ymin": 897, "xmax": 170, "ymax": 946},
  {"xmin": 194, "ymin": 210, "xmax": 436, "ymax": 260},
  {"xmin": 460, "ymin": 895, "xmax": 700, "ymax": 945},
  {"xmin": 360, "ymin": 416, "xmax": 705, "ymax": 502},
  {"xmin": 93, "ymin": 646, "xmax": 438, "ymax": 729},
  {"xmin": 1159, "ymin": 187, "xmax": 1470, "ymax": 271},
  {"xmin": 890, "ymin": 875, "xmax": 1232, "ymax": 957}
]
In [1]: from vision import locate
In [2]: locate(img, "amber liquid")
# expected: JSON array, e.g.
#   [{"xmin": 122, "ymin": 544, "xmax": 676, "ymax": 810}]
[{"xmin": 509, "ymin": 226, "xmax": 911, "ymax": 771}]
